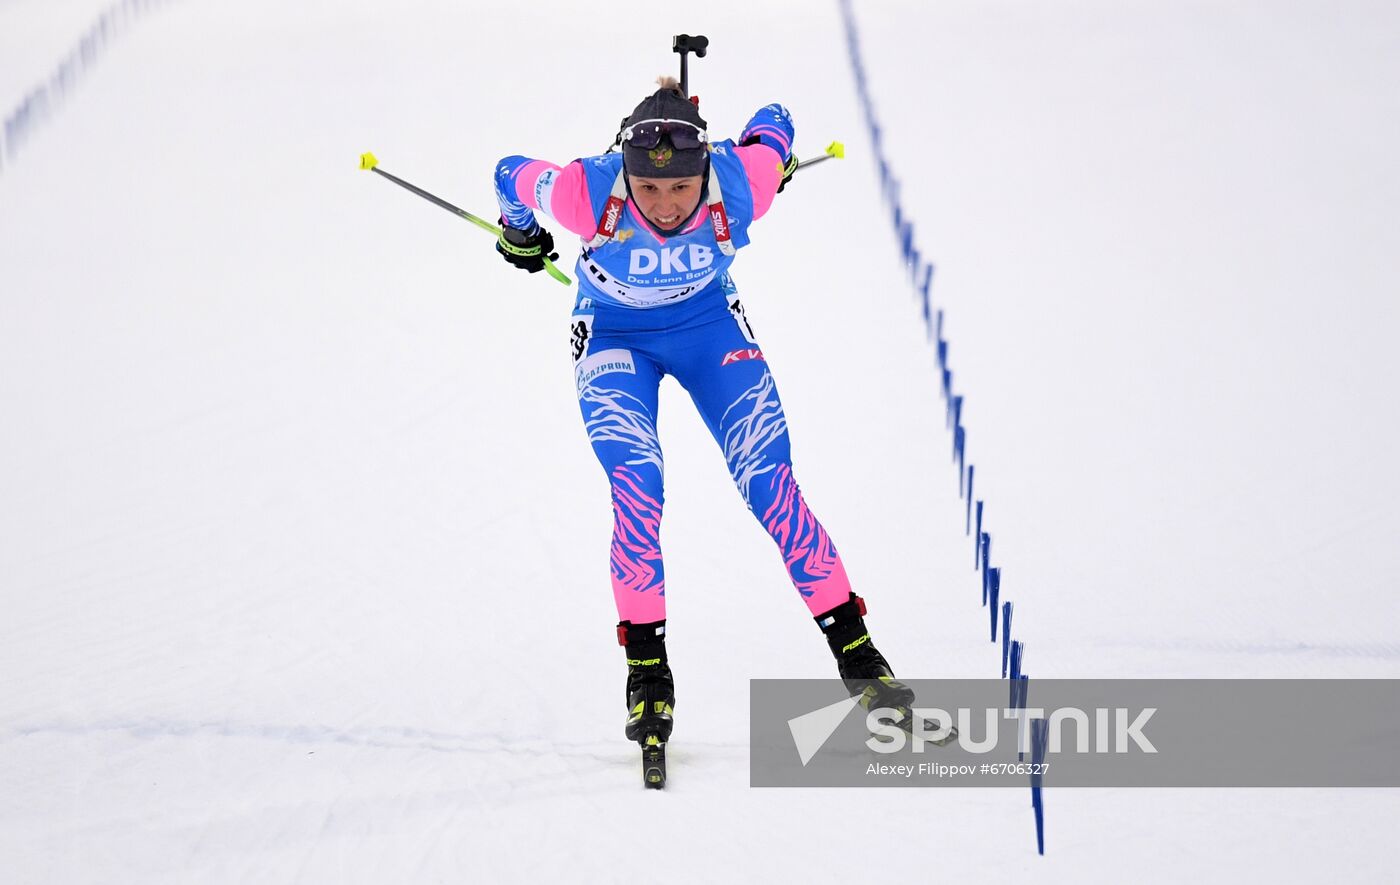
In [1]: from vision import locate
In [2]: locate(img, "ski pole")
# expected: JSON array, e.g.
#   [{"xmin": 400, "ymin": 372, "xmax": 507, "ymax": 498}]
[
  {"xmin": 358, "ymin": 152, "xmax": 571, "ymax": 286},
  {"xmin": 793, "ymin": 141, "xmax": 846, "ymax": 173}
]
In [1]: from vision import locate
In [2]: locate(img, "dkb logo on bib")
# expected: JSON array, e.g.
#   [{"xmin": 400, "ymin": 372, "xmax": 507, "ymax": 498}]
[{"xmin": 628, "ymin": 244, "xmax": 715, "ymax": 276}]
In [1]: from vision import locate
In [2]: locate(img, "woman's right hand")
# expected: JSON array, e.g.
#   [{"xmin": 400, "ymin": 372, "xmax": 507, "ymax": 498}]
[{"xmin": 496, "ymin": 221, "xmax": 560, "ymax": 274}]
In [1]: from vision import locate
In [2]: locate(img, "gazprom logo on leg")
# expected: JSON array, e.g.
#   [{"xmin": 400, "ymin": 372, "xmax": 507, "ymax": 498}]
[{"xmin": 575, "ymin": 348, "xmax": 637, "ymax": 393}]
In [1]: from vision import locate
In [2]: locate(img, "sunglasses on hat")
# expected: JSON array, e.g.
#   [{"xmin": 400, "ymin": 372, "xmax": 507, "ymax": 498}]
[{"xmin": 620, "ymin": 118, "xmax": 709, "ymax": 151}]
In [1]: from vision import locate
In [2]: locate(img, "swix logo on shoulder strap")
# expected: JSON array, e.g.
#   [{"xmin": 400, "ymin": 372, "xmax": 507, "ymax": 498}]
[
  {"xmin": 709, "ymin": 204, "xmax": 730, "ymax": 245},
  {"xmin": 599, "ymin": 195, "xmax": 625, "ymax": 239},
  {"xmin": 588, "ymin": 166, "xmax": 735, "ymax": 256},
  {"xmin": 704, "ymin": 168, "xmax": 735, "ymax": 256},
  {"xmin": 589, "ymin": 170, "xmax": 631, "ymax": 249}
]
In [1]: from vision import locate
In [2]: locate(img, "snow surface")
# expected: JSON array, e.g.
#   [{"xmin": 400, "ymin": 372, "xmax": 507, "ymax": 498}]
[{"xmin": 2, "ymin": 0, "xmax": 1398, "ymax": 881}]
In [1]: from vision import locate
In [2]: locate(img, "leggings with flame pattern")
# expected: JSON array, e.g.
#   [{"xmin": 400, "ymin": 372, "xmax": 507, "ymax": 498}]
[{"xmin": 570, "ymin": 279, "xmax": 854, "ymax": 624}]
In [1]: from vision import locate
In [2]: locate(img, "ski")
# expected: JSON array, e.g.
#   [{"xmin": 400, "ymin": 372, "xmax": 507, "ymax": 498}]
[
  {"xmin": 886, "ymin": 707, "xmax": 959, "ymax": 747},
  {"xmin": 641, "ymin": 733, "xmax": 667, "ymax": 788}
]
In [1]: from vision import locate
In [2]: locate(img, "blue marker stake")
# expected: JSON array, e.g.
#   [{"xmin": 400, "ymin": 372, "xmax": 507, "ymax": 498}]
[
  {"xmin": 980, "ymin": 533, "xmax": 991, "ymax": 603},
  {"xmin": 988, "ymin": 568, "xmax": 1001, "ymax": 641},
  {"xmin": 974, "ymin": 502, "xmax": 983, "ymax": 568},
  {"xmin": 920, "ymin": 265, "xmax": 934, "ymax": 339},
  {"xmin": 1001, "ymin": 601, "xmax": 1013, "ymax": 677},
  {"xmin": 956, "ymin": 428, "xmax": 966, "ymax": 497},
  {"xmin": 965, "ymin": 466, "xmax": 975, "ymax": 534},
  {"xmin": 1031, "ymin": 718, "xmax": 1048, "ymax": 855},
  {"xmin": 920, "ymin": 281, "xmax": 932, "ymax": 339},
  {"xmin": 1016, "ymin": 675, "xmax": 1030, "ymax": 761}
]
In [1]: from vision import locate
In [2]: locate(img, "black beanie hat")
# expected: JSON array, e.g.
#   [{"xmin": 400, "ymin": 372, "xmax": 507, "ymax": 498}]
[{"xmin": 621, "ymin": 86, "xmax": 709, "ymax": 179}]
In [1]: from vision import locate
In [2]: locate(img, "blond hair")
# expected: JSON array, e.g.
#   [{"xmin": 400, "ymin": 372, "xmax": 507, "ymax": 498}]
[{"xmin": 655, "ymin": 75, "xmax": 685, "ymax": 97}]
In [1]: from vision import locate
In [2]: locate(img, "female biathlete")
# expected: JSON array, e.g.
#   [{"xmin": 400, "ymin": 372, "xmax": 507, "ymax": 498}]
[{"xmin": 492, "ymin": 81, "xmax": 921, "ymax": 767}]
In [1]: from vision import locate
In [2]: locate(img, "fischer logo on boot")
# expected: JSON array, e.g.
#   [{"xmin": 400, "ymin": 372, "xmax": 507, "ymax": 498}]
[{"xmin": 840, "ymin": 634, "xmax": 871, "ymax": 655}]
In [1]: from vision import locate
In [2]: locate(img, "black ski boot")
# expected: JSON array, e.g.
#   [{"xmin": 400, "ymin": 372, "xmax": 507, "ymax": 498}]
[
  {"xmin": 815, "ymin": 593, "xmax": 956, "ymax": 746},
  {"xmin": 619, "ymin": 619, "xmax": 674, "ymax": 744},
  {"xmin": 815, "ymin": 592, "xmax": 916, "ymax": 712},
  {"xmin": 619, "ymin": 619, "xmax": 673, "ymax": 788}
]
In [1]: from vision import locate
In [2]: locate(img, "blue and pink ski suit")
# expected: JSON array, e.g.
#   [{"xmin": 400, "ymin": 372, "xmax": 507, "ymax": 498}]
[{"xmin": 495, "ymin": 104, "xmax": 854, "ymax": 624}]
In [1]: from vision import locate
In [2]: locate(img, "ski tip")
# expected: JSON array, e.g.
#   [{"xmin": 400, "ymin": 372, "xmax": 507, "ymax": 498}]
[
  {"xmin": 825, "ymin": 141, "xmax": 846, "ymax": 160},
  {"xmin": 359, "ymin": 152, "xmax": 379, "ymax": 171}
]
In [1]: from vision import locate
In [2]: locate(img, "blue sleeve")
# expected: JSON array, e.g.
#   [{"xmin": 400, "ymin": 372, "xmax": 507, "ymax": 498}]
[
  {"xmin": 494, "ymin": 155, "xmax": 539, "ymax": 232},
  {"xmin": 738, "ymin": 104, "xmax": 795, "ymax": 163}
]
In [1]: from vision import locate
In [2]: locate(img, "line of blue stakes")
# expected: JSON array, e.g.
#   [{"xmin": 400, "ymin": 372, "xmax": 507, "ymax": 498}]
[
  {"xmin": 0, "ymin": 0, "xmax": 166, "ymax": 175},
  {"xmin": 838, "ymin": 0, "xmax": 1048, "ymax": 855}
]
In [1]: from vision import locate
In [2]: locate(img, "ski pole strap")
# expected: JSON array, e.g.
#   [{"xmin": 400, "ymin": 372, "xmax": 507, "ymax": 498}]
[{"xmin": 497, "ymin": 233, "xmax": 542, "ymax": 259}]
